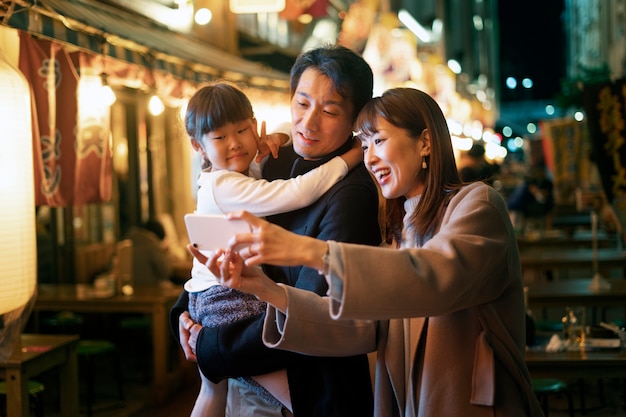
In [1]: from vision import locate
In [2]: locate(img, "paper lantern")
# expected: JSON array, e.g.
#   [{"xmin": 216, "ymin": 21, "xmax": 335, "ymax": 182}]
[{"xmin": 0, "ymin": 51, "xmax": 37, "ymax": 360}]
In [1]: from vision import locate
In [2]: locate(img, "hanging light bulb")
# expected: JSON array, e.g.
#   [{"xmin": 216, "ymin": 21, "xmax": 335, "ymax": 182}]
[
  {"xmin": 149, "ymin": 93, "xmax": 165, "ymax": 116},
  {"xmin": 148, "ymin": 54, "xmax": 165, "ymax": 116},
  {"xmin": 100, "ymin": 72, "xmax": 116, "ymax": 106},
  {"xmin": 179, "ymin": 98, "xmax": 188, "ymax": 121}
]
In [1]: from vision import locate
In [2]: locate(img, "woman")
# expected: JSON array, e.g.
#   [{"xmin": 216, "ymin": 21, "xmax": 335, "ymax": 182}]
[{"xmin": 192, "ymin": 88, "xmax": 543, "ymax": 416}]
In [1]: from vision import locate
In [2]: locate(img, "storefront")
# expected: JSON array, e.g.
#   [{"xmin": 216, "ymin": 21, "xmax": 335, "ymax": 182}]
[{"xmin": 1, "ymin": 0, "xmax": 291, "ymax": 283}]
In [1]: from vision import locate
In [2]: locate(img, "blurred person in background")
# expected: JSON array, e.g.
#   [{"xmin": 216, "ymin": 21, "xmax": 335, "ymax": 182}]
[
  {"xmin": 124, "ymin": 218, "xmax": 174, "ymax": 287},
  {"xmin": 459, "ymin": 143, "xmax": 499, "ymax": 186},
  {"xmin": 507, "ymin": 162, "xmax": 554, "ymax": 232}
]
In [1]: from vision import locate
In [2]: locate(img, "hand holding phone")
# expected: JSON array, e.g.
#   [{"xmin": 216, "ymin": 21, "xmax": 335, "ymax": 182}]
[{"xmin": 184, "ymin": 213, "xmax": 251, "ymax": 251}]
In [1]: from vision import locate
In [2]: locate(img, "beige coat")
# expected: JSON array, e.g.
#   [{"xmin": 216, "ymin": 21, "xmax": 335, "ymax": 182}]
[{"xmin": 263, "ymin": 183, "xmax": 544, "ymax": 416}]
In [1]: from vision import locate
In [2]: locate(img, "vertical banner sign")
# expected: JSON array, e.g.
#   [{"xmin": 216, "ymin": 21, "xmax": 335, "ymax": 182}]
[
  {"xmin": 540, "ymin": 118, "xmax": 591, "ymax": 206},
  {"xmin": 582, "ymin": 78, "xmax": 626, "ymax": 234},
  {"xmin": 75, "ymin": 52, "xmax": 112, "ymax": 205},
  {"xmin": 18, "ymin": 33, "xmax": 112, "ymax": 206},
  {"xmin": 19, "ymin": 32, "xmax": 78, "ymax": 206}
]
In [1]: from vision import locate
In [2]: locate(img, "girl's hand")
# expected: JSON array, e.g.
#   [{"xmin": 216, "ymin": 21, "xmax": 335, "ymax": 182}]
[
  {"xmin": 254, "ymin": 120, "xmax": 288, "ymax": 163},
  {"xmin": 339, "ymin": 138, "xmax": 364, "ymax": 170}
]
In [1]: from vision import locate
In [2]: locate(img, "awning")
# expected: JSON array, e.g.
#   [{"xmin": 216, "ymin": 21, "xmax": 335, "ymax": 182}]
[{"xmin": 3, "ymin": 0, "xmax": 290, "ymax": 90}]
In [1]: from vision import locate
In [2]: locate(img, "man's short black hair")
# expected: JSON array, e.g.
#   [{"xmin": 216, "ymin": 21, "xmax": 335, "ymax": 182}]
[{"xmin": 290, "ymin": 45, "xmax": 373, "ymax": 121}]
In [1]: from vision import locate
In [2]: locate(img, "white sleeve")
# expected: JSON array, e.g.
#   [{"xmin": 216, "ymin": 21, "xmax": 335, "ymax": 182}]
[
  {"xmin": 272, "ymin": 121, "xmax": 292, "ymax": 142},
  {"xmin": 213, "ymin": 157, "xmax": 349, "ymax": 217}
]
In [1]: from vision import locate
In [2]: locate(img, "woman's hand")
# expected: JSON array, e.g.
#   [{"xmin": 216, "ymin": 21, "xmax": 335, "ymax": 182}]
[
  {"xmin": 225, "ymin": 211, "xmax": 328, "ymax": 271},
  {"xmin": 187, "ymin": 244, "xmax": 289, "ymax": 311}
]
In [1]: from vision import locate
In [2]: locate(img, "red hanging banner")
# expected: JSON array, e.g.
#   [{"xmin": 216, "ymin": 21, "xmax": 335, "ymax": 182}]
[
  {"xmin": 74, "ymin": 53, "xmax": 112, "ymax": 205},
  {"xmin": 18, "ymin": 33, "xmax": 112, "ymax": 206}
]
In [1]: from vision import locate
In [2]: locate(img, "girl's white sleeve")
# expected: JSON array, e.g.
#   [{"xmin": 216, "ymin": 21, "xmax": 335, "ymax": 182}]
[{"xmin": 213, "ymin": 157, "xmax": 349, "ymax": 217}]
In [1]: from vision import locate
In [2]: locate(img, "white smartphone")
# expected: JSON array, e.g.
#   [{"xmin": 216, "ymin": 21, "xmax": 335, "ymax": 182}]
[{"xmin": 184, "ymin": 213, "xmax": 251, "ymax": 251}]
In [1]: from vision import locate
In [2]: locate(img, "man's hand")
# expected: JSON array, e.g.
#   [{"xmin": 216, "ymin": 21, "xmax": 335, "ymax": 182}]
[{"xmin": 178, "ymin": 311, "xmax": 201, "ymax": 361}]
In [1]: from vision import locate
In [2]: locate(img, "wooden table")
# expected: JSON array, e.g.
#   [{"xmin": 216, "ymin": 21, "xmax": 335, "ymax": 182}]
[
  {"xmin": 527, "ymin": 278, "xmax": 626, "ymax": 322},
  {"xmin": 517, "ymin": 230, "xmax": 613, "ymax": 250},
  {"xmin": 0, "ymin": 334, "xmax": 79, "ymax": 417},
  {"xmin": 520, "ymin": 248, "xmax": 626, "ymax": 271},
  {"xmin": 33, "ymin": 284, "xmax": 184, "ymax": 405},
  {"xmin": 526, "ymin": 348, "xmax": 626, "ymax": 380},
  {"xmin": 527, "ymin": 278, "xmax": 626, "ymax": 309}
]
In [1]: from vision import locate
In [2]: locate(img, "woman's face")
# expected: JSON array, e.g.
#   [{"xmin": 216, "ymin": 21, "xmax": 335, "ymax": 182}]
[
  {"xmin": 290, "ymin": 68, "xmax": 354, "ymax": 159},
  {"xmin": 195, "ymin": 119, "xmax": 258, "ymax": 173},
  {"xmin": 360, "ymin": 116, "xmax": 429, "ymax": 199}
]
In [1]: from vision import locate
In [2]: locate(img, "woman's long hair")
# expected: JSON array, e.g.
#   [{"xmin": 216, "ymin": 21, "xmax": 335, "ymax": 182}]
[{"xmin": 355, "ymin": 88, "xmax": 463, "ymax": 244}]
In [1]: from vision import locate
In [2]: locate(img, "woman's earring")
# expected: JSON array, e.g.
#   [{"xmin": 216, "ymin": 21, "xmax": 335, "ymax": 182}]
[{"xmin": 422, "ymin": 157, "xmax": 428, "ymax": 170}]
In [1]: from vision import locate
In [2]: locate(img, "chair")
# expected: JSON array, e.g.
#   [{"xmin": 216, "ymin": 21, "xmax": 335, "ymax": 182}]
[
  {"xmin": 117, "ymin": 315, "xmax": 152, "ymax": 381},
  {"xmin": 41, "ymin": 310, "xmax": 84, "ymax": 334},
  {"xmin": 0, "ymin": 380, "xmax": 45, "ymax": 417},
  {"xmin": 77, "ymin": 339, "xmax": 125, "ymax": 416},
  {"xmin": 532, "ymin": 378, "xmax": 575, "ymax": 417},
  {"xmin": 39, "ymin": 309, "xmax": 126, "ymax": 415}
]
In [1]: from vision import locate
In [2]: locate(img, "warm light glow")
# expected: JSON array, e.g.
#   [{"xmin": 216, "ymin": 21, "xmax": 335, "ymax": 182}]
[
  {"xmin": 451, "ymin": 136, "xmax": 474, "ymax": 151},
  {"xmin": 0, "ymin": 51, "xmax": 36, "ymax": 359},
  {"xmin": 195, "ymin": 8, "xmax": 213, "ymax": 25},
  {"xmin": 298, "ymin": 14, "xmax": 313, "ymax": 24},
  {"xmin": 485, "ymin": 142, "xmax": 507, "ymax": 161},
  {"xmin": 447, "ymin": 59, "xmax": 462, "ymax": 74},
  {"xmin": 100, "ymin": 73, "xmax": 116, "ymax": 106},
  {"xmin": 302, "ymin": 18, "xmax": 338, "ymax": 50},
  {"xmin": 398, "ymin": 9, "xmax": 432, "ymax": 43},
  {"xmin": 229, "ymin": 0, "xmax": 285, "ymax": 14},
  {"xmin": 101, "ymin": 84, "xmax": 116, "ymax": 106},
  {"xmin": 79, "ymin": 74, "xmax": 114, "ymax": 116},
  {"xmin": 179, "ymin": 99, "xmax": 188, "ymax": 121},
  {"xmin": 149, "ymin": 94, "xmax": 165, "ymax": 116}
]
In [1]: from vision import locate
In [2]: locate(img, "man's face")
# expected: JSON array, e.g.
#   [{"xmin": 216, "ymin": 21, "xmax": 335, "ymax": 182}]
[{"xmin": 290, "ymin": 68, "xmax": 354, "ymax": 159}]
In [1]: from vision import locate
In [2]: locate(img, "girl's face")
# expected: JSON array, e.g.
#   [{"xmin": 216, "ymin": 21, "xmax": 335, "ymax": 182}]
[
  {"xmin": 194, "ymin": 119, "xmax": 258, "ymax": 173},
  {"xmin": 359, "ymin": 116, "xmax": 430, "ymax": 199}
]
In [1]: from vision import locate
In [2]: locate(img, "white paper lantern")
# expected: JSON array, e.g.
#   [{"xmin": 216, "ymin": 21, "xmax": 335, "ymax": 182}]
[{"xmin": 0, "ymin": 51, "xmax": 37, "ymax": 360}]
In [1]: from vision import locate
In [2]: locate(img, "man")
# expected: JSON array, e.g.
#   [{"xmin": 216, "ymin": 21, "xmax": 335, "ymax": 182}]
[{"xmin": 170, "ymin": 45, "xmax": 381, "ymax": 416}]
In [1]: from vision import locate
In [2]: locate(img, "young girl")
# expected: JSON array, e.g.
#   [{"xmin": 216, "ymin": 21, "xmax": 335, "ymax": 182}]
[{"xmin": 182, "ymin": 82, "xmax": 362, "ymax": 417}]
